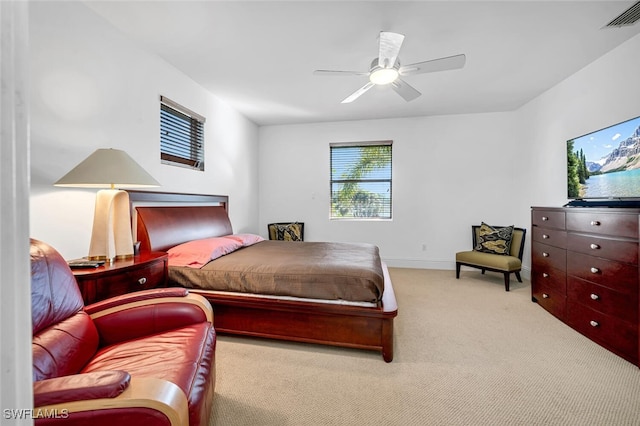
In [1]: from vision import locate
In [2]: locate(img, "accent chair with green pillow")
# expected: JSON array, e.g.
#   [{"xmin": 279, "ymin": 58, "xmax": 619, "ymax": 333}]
[{"xmin": 455, "ymin": 224, "xmax": 526, "ymax": 291}]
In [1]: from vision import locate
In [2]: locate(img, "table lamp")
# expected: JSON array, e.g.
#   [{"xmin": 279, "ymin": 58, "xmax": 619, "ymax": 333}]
[{"xmin": 54, "ymin": 148, "xmax": 160, "ymax": 262}]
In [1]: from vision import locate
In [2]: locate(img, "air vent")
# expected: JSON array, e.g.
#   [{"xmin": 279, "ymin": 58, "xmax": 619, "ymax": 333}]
[{"xmin": 605, "ymin": 1, "xmax": 640, "ymax": 27}]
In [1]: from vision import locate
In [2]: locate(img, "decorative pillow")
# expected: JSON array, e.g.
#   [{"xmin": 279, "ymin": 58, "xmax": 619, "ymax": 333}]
[
  {"xmin": 474, "ymin": 222, "xmax": 514, "ymax": 256},
  {"xmin": 167, "ymin": 237, "xmax": 243, "ymax": 268},
  {"xmin": 270, "ymin": 223, "xmax": 303, "ymax": 241},
  {"xmin": 223, "ymin": 233, "xmax": 265, "ymax": 247}
]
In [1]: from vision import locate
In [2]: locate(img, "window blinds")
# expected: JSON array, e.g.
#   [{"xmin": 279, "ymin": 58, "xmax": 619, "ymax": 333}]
[
  {"xmin": 330, "ymin": 141, "xmax": 392, "ymax": 219},
  {"xmin": 160, "ymin": 96, "xmax": 205, "ymax": 171}
]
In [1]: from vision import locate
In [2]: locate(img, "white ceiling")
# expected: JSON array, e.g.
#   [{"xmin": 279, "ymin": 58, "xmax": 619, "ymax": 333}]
[{"xmin": 84, "ymin": 1, "xmax": 640, "ymax": 126}]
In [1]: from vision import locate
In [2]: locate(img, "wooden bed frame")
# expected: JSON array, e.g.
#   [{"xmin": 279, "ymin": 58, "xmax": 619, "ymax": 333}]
[{"xmin": 128, "ymin": 191, "xmax": 398, "ymax": 362}]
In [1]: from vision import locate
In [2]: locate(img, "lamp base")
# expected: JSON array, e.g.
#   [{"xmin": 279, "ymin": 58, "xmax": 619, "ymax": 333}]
[
  {"xmin": 87, "ymin": 254, "xmax": 134, "ymax": 264},
  {"xmin": 88, "ymin": 189, "xmax": 134, "ymax": 261}
]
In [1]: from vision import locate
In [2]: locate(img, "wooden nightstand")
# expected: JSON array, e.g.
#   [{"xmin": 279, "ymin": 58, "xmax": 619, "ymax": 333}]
[{"xmin": 71, "ymin": 252, "xmax": 168, "ymax": 305}]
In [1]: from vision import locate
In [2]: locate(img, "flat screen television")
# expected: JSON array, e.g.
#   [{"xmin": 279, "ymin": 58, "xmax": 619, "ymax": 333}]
[{"xmin": 566, "ymin": 115, "xmax": 640, "ymax": 207}]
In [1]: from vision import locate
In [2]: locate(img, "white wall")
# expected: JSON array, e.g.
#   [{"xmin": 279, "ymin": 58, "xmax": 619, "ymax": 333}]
[
  {"xmin": 259, "ymin": 112, "xmax": 527, "ymax": 269},
  {"xmin": 259, "ymin": 32, "xmax": 640, "ymax": 273},
  {"xmin": 524, "ymin": 33, "xmax": 640, "ymax": 208},
  {"xmin": 1, "ymin": 1, "xmax": 33, "ymax": 420},
  {"xmin": 28, "ymin": 2, "xmax": 259, "ymax": 260},
  {"xmin": 26, "ymin": 1, "xmax": 640, "ymax": 271}
]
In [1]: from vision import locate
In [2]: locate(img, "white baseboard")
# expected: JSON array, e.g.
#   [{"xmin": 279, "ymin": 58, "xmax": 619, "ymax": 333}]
[{"xmin": 382, "ymin": 257, "xmax": 531, "ymax": 280}]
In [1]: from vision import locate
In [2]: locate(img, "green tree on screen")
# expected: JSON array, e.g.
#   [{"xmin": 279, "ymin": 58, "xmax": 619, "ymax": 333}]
[{"xmin": 567, "ymin": 140, "xmax": 581, "ymax": 198}]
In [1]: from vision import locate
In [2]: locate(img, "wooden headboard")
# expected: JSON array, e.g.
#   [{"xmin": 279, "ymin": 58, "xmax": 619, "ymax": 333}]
[{"xmin": 128, "ymin": 191, "xmax": 231, "ymax": 252}]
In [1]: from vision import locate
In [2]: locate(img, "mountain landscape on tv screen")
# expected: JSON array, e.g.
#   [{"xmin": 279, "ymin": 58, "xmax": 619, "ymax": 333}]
[
  {"xmin": 568, "ymin": 119, "xmax": 640, "ymax": 199},
  {"xmin": 587, "ymin": 124, "xmax": 640, "ymax": 173}
]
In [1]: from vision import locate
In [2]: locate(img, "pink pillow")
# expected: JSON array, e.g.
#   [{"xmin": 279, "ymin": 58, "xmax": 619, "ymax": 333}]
[
  {"xmin": 167, "ymin": 237, "xmax": 243, "ymax": 268},
  {"xmin": 224, "ymin": 233, "xmax": 265, "ymax": 247}
]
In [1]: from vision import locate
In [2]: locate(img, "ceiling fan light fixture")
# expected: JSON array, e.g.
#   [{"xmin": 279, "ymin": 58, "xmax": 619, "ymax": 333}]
[
  {"xmin": 369, "ymin": 67, "xmax": 399, "ymax": 85},
  {"xmin": 314, "ymin": 31, "xmax": 465, "ymax": 103}
]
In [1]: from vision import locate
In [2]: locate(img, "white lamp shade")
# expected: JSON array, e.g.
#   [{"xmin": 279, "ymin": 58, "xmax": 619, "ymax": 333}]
[
  {"xmin": 54, "ymin": 148, "xmax": 160, "ymax": 188},
  {"xmin": 54, "ymin": 148, "xmax": 160, "ymax": 261}
]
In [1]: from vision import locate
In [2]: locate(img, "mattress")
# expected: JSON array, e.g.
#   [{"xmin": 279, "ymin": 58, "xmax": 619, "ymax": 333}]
[{"xmin": 168, "ymin": 240, "xmax": 385, "ymax": 303}]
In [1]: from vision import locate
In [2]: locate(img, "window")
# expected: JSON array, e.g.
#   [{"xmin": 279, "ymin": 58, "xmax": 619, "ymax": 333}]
[
  {"xmin": 330, "ymin": 141, "xmax": 392, "ymax": 219},
  {"xmin": 160, "ymin": 96, "xmax": 205, "ymax": 171}
]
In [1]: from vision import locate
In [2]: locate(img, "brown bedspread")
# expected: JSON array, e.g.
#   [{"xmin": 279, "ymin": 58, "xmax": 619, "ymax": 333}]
[{"xmin": 168, "ymin": 240, "xmax": 384, "ymax": 303}]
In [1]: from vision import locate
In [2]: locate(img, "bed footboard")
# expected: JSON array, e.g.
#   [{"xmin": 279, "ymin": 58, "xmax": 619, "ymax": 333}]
[{"xmin": 191, "ymin": 264, "xmax": 397, "ymax": 362}]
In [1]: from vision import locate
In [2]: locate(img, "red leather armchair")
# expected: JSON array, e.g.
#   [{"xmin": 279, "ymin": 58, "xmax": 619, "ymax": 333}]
[{"xmin": 31, "ymin": 239, "xmax": 216, "ymax": 426}]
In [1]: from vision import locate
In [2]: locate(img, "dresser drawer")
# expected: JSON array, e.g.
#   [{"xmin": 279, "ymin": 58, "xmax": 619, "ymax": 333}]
[
  {"xmin": 532, "ymin": 268, "xmax": 566, "ymax": 320},
  {"xmin": 566, "ymin": 211, "xmax": 638, "ymax": 238},
  {"xmin": 120, "ymin": 261, "xmax": 166, "ymax": 289},
  {"xmin": 532, "ymin": 242, "xmax": 567, "ymax": 271},
  {"xmin": 567, "ymin": 301, "xmax": 638, "ymax": 364},
  {"xmin": 567, "ymin": 251, "xmax": 638, "ymax": 295},
  {"xmin": 532, "ymin": 227, "xmax": 567, "ymax": 249},
  {"xmin": 567, "ymin": 233, "xmax": 638, "ymax": 265},
  {"xmin": 532, "ymin": 265, "xmax": 566, "ymax": 295},
  {"xmin": 76, "ymin": 257, "xmax": 167, "ymax": 304},
  {"xmin": 533, "ymin": 290, "xmax": 566, "ymax": 320},
  {"xmin": 532, "ymin": 209, "xmax": 565, "ymax": 229},
  {"xmin": 567, "ymin": 276, "xmax": 637, "ymax": 322}
]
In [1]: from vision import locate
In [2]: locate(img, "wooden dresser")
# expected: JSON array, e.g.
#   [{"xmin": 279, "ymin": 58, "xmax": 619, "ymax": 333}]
[{"xmin": 531, "ymin": 206, "xmax": 640, "ymax": 366}]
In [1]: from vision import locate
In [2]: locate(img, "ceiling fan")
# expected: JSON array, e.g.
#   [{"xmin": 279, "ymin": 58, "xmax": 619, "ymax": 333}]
[{"xmin": 314, "ymin": 31, "xmax": 466, "ymax": 104}]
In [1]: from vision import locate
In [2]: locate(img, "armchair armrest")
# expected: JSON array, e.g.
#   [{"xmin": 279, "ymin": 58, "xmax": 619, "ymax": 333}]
[
  {"xmin": 34, "ymin": 371, "xmax": 130, "ymax": 406},
  {"xmin": 86, "ymin": 289, "xmax": 213, "ymax": 346},
  {"xmin": 86, "ymin": 289, "xmax": 213, "ymax": 322},
  {"xmin": 34, "ymin": 377, "xmax": 189, "ymax": 426},
  {"xmin": 84, "ymin": 288, "xmax": 189, "ymax": 315}
]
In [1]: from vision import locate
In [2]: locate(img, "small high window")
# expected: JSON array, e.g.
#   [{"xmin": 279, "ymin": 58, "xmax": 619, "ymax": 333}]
[
  {"xmin": 330, "ymin": 141, "xmax": 392, "ymax": 219},
  {"xmin": 160, "ymin": 96, "xmax": 205, "ymax": 171}
]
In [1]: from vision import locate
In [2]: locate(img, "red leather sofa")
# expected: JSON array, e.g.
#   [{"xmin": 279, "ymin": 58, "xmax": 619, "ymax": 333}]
[{"xmin": 31, "ymin": 239, "xmax": 216, "ymax": 425}]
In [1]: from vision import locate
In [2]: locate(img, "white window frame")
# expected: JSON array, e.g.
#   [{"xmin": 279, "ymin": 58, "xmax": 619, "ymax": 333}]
[{"xmin": 330, "ymin": 141, "xmax": 393, "ymax": 220}]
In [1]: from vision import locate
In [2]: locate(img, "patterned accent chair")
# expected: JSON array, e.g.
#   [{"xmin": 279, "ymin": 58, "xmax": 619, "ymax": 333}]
[
  {"xmin": 455, "ymin": 225, "xmax": 527, "ymax": 291},
  {"xmin": 268, "ymin": 222, "xmax": 304, "ymax": 241}
]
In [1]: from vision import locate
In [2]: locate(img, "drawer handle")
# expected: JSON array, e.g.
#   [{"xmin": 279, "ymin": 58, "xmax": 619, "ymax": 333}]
[
  {"xmin": 138, "ymin": 277, "xmax": 147, "ymax": 285},
  {"xmin": 542, "ymin": 272, "xmax": 549, "ymax": 278},
  {"xmin": 590, "ymin": 220, "xmax": 600, "ymax": 226},
  {"xmin": 542, "ymin": 293, "xmax": 549, "ymax": 299},
  {"xmin": 542, "ymin": 216, "xmax": 549, "ymax": 221},
  {"xmin": 590, "ymin": 267, "xmax": 600, "ymax": 274},
  {"xmin": 542, "ymin": 252, "xmax": 549, "ymax": 257},
  {"xmin": 590, "ymin": 320, "xmax": 599, "ymax": 327},
  {"xmin": 590, "ymin": 243, "xmax": 600, "ymax": 250},
  {"xmin": 542, "ymin": 234, "xmax": 549, "ymax": 239}
]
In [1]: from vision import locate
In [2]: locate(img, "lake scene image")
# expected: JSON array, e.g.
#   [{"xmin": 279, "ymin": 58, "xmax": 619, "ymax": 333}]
[
  {"xmin": 581, "ymin": 168, "xmax": 640, "ymax": 198},
  {"xmin": 567, "ymin": 116, "xmax": 640, "ymax": 199}
]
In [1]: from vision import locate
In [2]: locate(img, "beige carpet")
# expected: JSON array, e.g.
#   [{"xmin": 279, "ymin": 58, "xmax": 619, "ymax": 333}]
[{"xmin": 210, "ymin": 268, "xmax": 640, "ymax": 425}]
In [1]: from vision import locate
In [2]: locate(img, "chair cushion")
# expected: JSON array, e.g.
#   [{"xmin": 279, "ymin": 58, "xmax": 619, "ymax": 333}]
[
  {"xmin": 82, "ymin": 322, "xmax": 216, "ymax": 426},
  {"xmin": 474, "ymin": 223, "xmax": 514, "ymax": 255},
  {"xmin": 31, "ymin": 238, "xmax": 100, "ymax": 381},
  {"xmin": 31, "ymin": 238, "xmax": 85, "ymax": 335},
  {"xmin": 456, "ymin": 250, "xmax": 522, "ymax": 272},
  {"xmin": 33, "ymin": 312, "xmax": 100, "ymax": 381}
]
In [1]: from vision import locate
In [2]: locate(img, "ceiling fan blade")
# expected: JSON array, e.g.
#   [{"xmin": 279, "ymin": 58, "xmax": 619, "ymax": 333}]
[
  {"xmin": 399, "ymin": 54, "xmax": 466, "ymax": 76},
  {"xmin": 391, "ymin": 78, "xmax": 421, "ymax": 102},
  {"xmin": 341, "ymin": 82, "xmax": 375, "ymax": 104},
  {"xmin": 314, "ymin": 69, "xmax": 369, "ymax": 77},
  {"xmin": 378, "ymin": 31, "xmax": 405, "ymax": 68}
]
